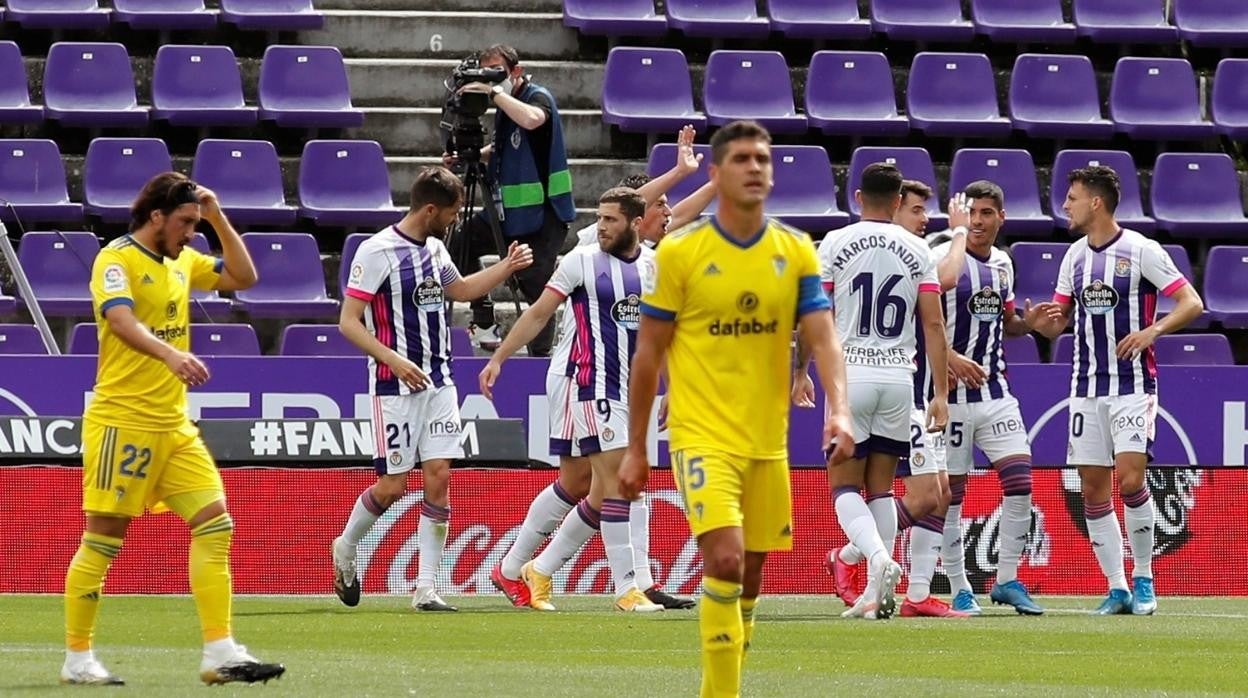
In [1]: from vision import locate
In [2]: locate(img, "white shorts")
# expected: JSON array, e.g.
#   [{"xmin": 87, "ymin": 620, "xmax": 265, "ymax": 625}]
[
  {"xmin": 1068, "ymin": 394, "xmax": 1156, "ymax": 467},
  {"xmin": 371, "ymin": 386, "xmax": 463, "ymax": 475},
  {"xmin": 547, "ymin": 375, "xmax": 629, "ymax": 457},
  {"xmin": 844, "ymin": 381, "xmax": 911, "ymax": 458},
  {"xmin": 899, "ymin": 407, "xmax": 947, "ymax": 477},
  {"xmin": 946, "ymin": 394, "xmax": 1031, "ymax": 476}
]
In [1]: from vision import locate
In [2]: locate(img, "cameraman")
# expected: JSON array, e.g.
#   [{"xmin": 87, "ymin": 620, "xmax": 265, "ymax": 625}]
[{"xmin": 446, "ymin": 44, "xmax": 574, "ymax": 355}]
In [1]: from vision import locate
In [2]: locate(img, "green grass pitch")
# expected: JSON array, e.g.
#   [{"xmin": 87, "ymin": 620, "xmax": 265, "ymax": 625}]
[{"xmin": 3, "ymin": 595, "xmax": 1248, "ymax": 696}]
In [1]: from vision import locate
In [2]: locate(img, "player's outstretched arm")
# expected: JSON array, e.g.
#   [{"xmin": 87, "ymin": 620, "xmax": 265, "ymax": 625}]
[
  {"xmin": 636, "ymin": 124, "xmax": 703, "ymax": 207},
  {"xmin": 1023, "ymin": 299, "xmax": 1071, "ymax": 339},
  {"xmin": 338, "ymin": 296, "xmax": 429, "ymax": 391},
  {"xmin": 104, "ymin": 304, "xmax": 209, "ymax": 386},
  {"xmin": 196, "ymin": 186, "xmax": 258, "ymax": 291},
  {"xmin": 479, "ymin": 288, "xmax": 563, "ymax": 400},
  {"xmin": 621, "ymin": 315, "xmax": 673, "ymax": 499},
  {"xmin": 670, "ymin": 181, "xmax": 716, "ymax": 234},
  {"xmin": 918, "ymin": 292, "xmax": 949, "ymax": 433},
  {"xmin": 445, "ymin": 241, "xmax": 534, "ymax": 301}
]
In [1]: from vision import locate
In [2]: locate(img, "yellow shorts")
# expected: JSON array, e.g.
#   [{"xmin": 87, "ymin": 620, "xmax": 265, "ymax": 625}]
[
  {"xmin": 671, "ymin": 449, "xmax": 793, "ymax": 553},
  {"xmin": 82, "ymin": 419, "xmax": 224, "ymax": 517}
]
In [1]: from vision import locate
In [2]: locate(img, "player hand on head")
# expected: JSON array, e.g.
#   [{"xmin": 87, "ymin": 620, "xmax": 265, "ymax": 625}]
[
  {"xmin": 1115, "ymin": 325, "xmax": 1161, "ymax": 361},
  {"xmin": 620, "ymin": 447, "xmax": 650, "ymax": 500},
  {"xmin": 164, "ymin": 349, "xmax": 210, "ymax": 387},
  {"xmin": 926, "ymin": 395, "xmax": 949, "ymax": 433},
  {"xmin": 385, "ymin": 354, "xmax": 430, "ymax": 392},
  {"xmin": 193, "ymin": 185, "xmax": 224, "ymax": 222},
  {"xmin": 504, "ymin": 241, "xmax": 534, "ymax": 271},
  {"xmin": 949, "ymin": 352, "xmax": 986, "ymax": 388},
  {"xmin": 791, "ymin": 371, "xmax": 816, "ymax": 408},
  {"xmin": 947, "ymin": 192, "xmax": 971, "ymax": 231},
  {"xmin": 675, "ymin": 124, "xmax": 703, "ymax": 175},
  {"xmin": 478, "ymin": 360, "xmax": 501, "ymax": 401},
  {"xmin": 822, "ymin": 409, "xmax": 855, "ymax": 467}
]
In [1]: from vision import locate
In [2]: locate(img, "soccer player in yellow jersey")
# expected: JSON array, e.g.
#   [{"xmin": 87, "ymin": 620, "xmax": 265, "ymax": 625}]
[
  {"xmin": 621, "ymin": 120, "xmax": 855, "ymax": 698},
  {"xmin": 63, "ymin": 172, "xmax": 285, "ymax": 686}
]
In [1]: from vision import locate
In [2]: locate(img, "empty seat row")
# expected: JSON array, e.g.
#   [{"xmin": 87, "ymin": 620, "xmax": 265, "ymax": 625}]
[
  {"xmin": 1003, "ymin": 333, "xmax": 1236, "ymax": 365},
  {"xmin": 0, "ymin": 138, "xmax": 402, "ymax": 229},
  {"xmin": 606, "ymin": 48, "xmax": 1248, "ymax": 141},
  {"xmin": 648, "ymin": 143, "xmax": 1248, "ymax": 239},
  {"xmin": 0, "ymin": 42, "xmax": 361, "ymax": 129},
  {"xmin": 568, "ymin": 0, "xmax": 1248, "ymax": 47},
  {"xmin": 2, "ymin": 0, "xmax": 322, "ymax": 32}
]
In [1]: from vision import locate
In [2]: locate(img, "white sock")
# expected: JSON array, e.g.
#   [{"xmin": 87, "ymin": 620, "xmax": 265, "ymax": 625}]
[
  {"xmin": 630, "ymin": 495, "xmax": 655, "ymax": 591},
  {"xmin": 500, "ymin": 482, "xmax": 577, "ymax": 580},
  {"xmin": 834, "ymin": 489, "xmax": 886, "ymax": 578},
  {"xmin": 533, "ymin": 500, "xmax": 599, "ymax": 577},
  {"xmin": 202, "ymin": 637, "xmax": 238, "ymax": 663},
  {"xmin": 341, "ymin": 486, "xmax": 386, "ymax": 545},
  {"xmin": 1086, "ymin": 501, "xmax": 1128, "ymax": 592},
  {"xmin": 907, "ymin": 526, "xmax": 943, "ymax": 602},
  {"xmin": 867, "ymin": 494, "xmax": 898, "ymax": 559},
  {"xmin": 996, "ymin": 494, "xmax": 1031, "ymax": 585},
  {"xmin": 942, "ymin": 503, "xmax": 972, "ymax": 594},
  {"xmin": 839, "ymin": 542, "xmax": 864, "ymax": 565},
  {"xmin": 601, "ymin": 499, "xmax": 637, "ymax": 595},
  {"xmin": 417, "ymin": 502, "xmax": 450, "ymax": 589},
  {"xmin": 1123, "ymin": 496, "xmax": 1156, "ymax": 580}
]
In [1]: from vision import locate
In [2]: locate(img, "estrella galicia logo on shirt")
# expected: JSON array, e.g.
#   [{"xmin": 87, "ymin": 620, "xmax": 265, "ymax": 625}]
[
  {"xmin": 611, "ymin": 294, "xmax": 642, "ymax": 331},
  {"xmin": 968, "ymin": 286, "xmax": 1003, "ymax": 321},
  {"xmin": 414, "ymin": 277, "xmax": 444, "ymax": 312},
  {"xmin": 1114, "ymin": 257, "xmax": 1132, "ymax": 278},
  {"xmin": 1079, "ymin": 279, "xmax": 1119, "ymax": 315}
]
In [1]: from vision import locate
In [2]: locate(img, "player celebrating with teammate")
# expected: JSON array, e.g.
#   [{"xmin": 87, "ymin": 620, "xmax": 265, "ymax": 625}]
[
  {"xmin": 332, "ymin": 166, "xmax": 533, "ymax": 613},
  {"xmin": 813, "ymin": 163, "xmax": 950, "ymax": 621},
  {"xmin": 66, "ymin": 172, "xmax": 283, "ymax": 686},
  {"xmin": 1027, "ymin": 166, "xmax": 1204, "ymax": 615},
  {"xmin": 622, "ymin": 120, "xmax": 855, "ymax": 698}
]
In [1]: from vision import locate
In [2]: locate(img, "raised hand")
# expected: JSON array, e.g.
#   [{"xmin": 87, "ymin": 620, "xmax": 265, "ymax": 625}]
[
  {"xmin": 505, "ymin": 241, "xmax": 534, "ymax": 271},
  {"xmin": 675, "ymin": 124, "xmax": 703, "ymax": 174},
  {"xmin": 948, "ymin": 192, "xmax": 971, "ymax": 231}
]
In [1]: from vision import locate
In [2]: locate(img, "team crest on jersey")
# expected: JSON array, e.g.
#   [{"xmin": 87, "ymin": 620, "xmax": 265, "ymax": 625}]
[
  {"xmin": 772, "ymin": 255, "xmax": 787, "ymax": 277},
  {"xmin": 997, "ymin": 267, "xmax": 1009, "ymax": 289},
  {"xmin": 102, "ymin": 264, "xmax": 126, "ymax": 292},
  {"xmin": 968, "ymin": 286, "xmax": 1003, "ymax": 321},
  {"xmin": 641, "ymin": 258, "xmax": 657, "ymax": 294},
  {"xmin": 737, "ymin": 292, "xmax": 759, "ymax": 314},
  {"xmin": 389, "ymin": 451, "xmax": 402, "ymax": 466},
  {"xmin": 510, "ymin": 130, "xmax": 522, "ymax": 150},
  {"xmin": 174, "ymin": 270, "xmax": 186, "ymax": 286},
  {"xmin": 1114, "ymin": 257, "xmax": 1132, "ymax": 277},
  {"xmin": 602, "ymin": 428, "xmax": 615, "ymax": 442},
  {"xmin": 1079, "ymin": 279, "xmax": 1119, "ymax": 314},
  {"xmin": 165, "ymin": 301, "xmax": 177, "ymax": 320},
  {"xmin": 611, "ymin": 294, "xmax": 642, "ymax": 331},
  {"xmin": 912, "ymin": 452, "xmax": 926, "ymax": 467},
  {"xmin": 414, "ymin": 277, "xmax": 445, "ymax": 312}
]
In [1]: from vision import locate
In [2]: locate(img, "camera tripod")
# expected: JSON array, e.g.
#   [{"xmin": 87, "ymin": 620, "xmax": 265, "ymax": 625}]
[{"xmin": 451, "ymin": 140, "xmax": 525, "ymax": 321}]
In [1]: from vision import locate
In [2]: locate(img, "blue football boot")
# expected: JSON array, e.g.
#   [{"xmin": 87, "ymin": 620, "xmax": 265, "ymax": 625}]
[
  {"xmin": 1131, "ymin": 577, "xmax": 1157, "ymax": 616},
  {"xmin": 952, "ymin": 589, "xmax": 983, "ymax": 616},
  {"xmin": 990, "ymin": 580, "xmax": 1045, "ymax": 615},
  {"xmin": 1093, "ymin": 588, "xmax": 1134, "ymax": 615}
]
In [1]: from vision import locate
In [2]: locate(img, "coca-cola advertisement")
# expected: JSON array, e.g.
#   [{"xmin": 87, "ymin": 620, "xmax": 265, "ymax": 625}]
[{"xmin": 4, "ymin": 465, "xmax": 1246, "ymax": 596}]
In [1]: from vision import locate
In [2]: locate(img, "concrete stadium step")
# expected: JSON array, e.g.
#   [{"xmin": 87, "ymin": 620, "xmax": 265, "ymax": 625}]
[
  {"xmin": 348, "ymin": 107, "xmax": 618, "ymax": 157},
  {"xmin": 344, "ymin": 58, "xmax": 604, "ymax": 109},
  {"xmin": 302, "ymin": 11, "xmax": 583, "ymax": 60}
]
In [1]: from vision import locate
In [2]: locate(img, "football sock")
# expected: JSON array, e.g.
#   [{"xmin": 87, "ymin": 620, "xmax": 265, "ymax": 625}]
[
  {"xmin": 601, "ymin": 499, "xmax": 637, "ymax": 595},
  {"xmin": 64, "ymin": 532, "xmax": 122, "ymax": 651},
  {"xmin": 341, "ymin": 486, "xmax": 388, "ymax": 546},
  {"xmin": 699, "ymin": 577, "xmax": 743, "ymax": 698},
  {"xmin": 501, "ymin": 481, "xmax": 577, "ymax": 580},
  {"xmin": 866, "ymin": 492, "xmax": 898, "ymax": 558},
  {"xmin": 189, "ymin": 513, "xmax": 234, "ymax": 643},
  {"xmin": 739, "ymin": 596, "xmax": 758, "ymax": 661},
  {"xmin": 943, "ymin": 478, "xmax": 972, "ymax": 594},
  {"xmin": 996, "ymin": 458, "xmax": 1033, "ymax": 585},
  {"xmin": 839, "ymin": 542, "xmax": 863, "ymax": 565},
  {"xmin": 417, "ymin": 502, "xmax": 450, "ymax": 589},
  {"xmin": 1085, "ymin": 498, "xmax": 1129, "ymax": 592},
  {"xmin": 907, "ymin": 516, "xmax": 945, "ymax": 602},
  {"xmin": 894, "ymin": 496, "xmax": 918, "ymax": 532},
  {"xmin": 834, "ymin": 486, "xmax": 887, "ymax": 600},
  {"xmin": 1122, "ymin": 488, "xmax": 1155, "ymax": 580},
  {"xmin": 630, "ymin": 494, "xmax": 656, "ymax": 591},
  {"xmin": 534, "ymin": 500, "xmax": 599, "ymax": 577}
]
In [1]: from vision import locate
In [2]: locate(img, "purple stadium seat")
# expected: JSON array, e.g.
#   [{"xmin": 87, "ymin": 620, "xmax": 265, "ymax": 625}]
[
  {"xmin": 766, "ymin": 0, "xmax": 871, "ymax": 40},
  {"xmin": 645, "ymin": 143, "xmax": 713, "ymax": 208},
  {"xmin": 234, "ymin": 233, "xmax": 339, "ymax": 318},
  {"xmin": 1151, "ymin": 153, "xmax": 1248, "ymax": 239},
  {"xmin": 1010, "ymin": 54, "xmax": 1113, "ymax": 140},
  {"xmin": 1051, "ymin": 333, "xmax": 1073, "ymax": 364},
  {"xmin": 191, "ymin": 324, "xmax": 259, "ymax": 355},
  {"xmin": 186, "ymin": 233, "xmax": 234, "ymax": 321},
  {"xmin": 0, "ymin": 294, "xmax": 15, "ymax": 317},
  {"xmin": 0, "ymin": 325, "xmax": 49, "ymax": 354},
  {"xmin": 1003, "ymin": 334, "xmax": 1041, "ymax": 364},
  {"xmin": 703, "ymin": 51, "xmax": 808, "ymax": 135},
  {"xmin": 665, "ymin": 0, "xmax": 771, "ymax": 39},
  {"xmin": 907, "ymin": 53, "xmax": 1012, "ymax": 139},
  {"xmin": 219, "ymin": 0, "xmax": 323, "ymax": 31},
  {"xmin": 70, "ymin": 323, "xmax": 98, "ymax": 354},
  {"xmin": 1203, "ymin": 246, "xmax": 1248, "ymax": 328},
  {"xmin": 805, "ymin": 51, "xmax": 908, "ymax": 137},
  {"xmin": 258, "ymin": 46, "xmax": 364, "ymax": 129},
  {"xmin": 601, "ymin": 48, "xmax": 706, "ymax": 134},
  {"xmin": 298, "ymin": 140, "xmax": 404, "ymax": 228},
  {"xmin": 152, "ymin": 45, "xmax": 258, "ymax": 127},
  {"xmin": 1111, "ymin": 58, "xmax": 1214, "ymax": 141},
  {"xmin": 1174, "ymin": 0, "xmax": 1248, "ymax": 48},
  {"xmin": 971, "ymin": 0, "xmax": 1075, "ymax": 43},
  {"xmin": 0, "ymin": 140, "xmax": 83, "ymax": 224},
  {"xmin": 1153, "ymin": 334, "xmax": 1233, "ymax": 365},
  {"xmin": 1072, "ymin": 0, "xmax": 1178, "ymax": 43},
  {"xmin": 847, "ymin": 147, "xmax": 943, "ymax": 228},
  {"xmin": 1050, "ymin": 150, "xmax": 1154, "ymax": 234},
  {"xmin": 83, "ymin": 138, "xmax": 173, "ymax": 224},
  {"xmin": 43, "ymin": 43, "xmax": 148, "ymax": 128},
  {"xmin": 280, "ymin": 324, "xmax": 358, "ymax": 357},
  {"xmin": 1009, "ymin": 242, "xmax": 1067, "ymax": 308},
  {"xmin": 17, "ymin": 232, "xmax": 99, "ymax": 317},
  {"xmin": 948, "ymin": 149, "xmax": 1053, "ymax": 237},
  {"xmin": 4, "ymin": 0, "xmax": 110, "ymax": 29},
  {"xmin": 563, "ymin": 0, "xmax": 667, "ymax": 36},
  {"xmin": 871, "ymin": 0, "xmax": 974, "ymax": 42},
  {"xmin": 339, "ymin": 232, "xmax": 369, "ymax": 295},
  {"xmin": 1212, "ymin": 59, "xmax": 1248, "ymax": 141},
  {"xmin": 767, "ymin": 146, "xmax": 848, "ymax": 234},
  {"xmin": 191, "ymin": 140, "xmax": 297, "ymax": 227},
  {"xmin": 112, "ymin": 0, "xmax": 216, "ymax": 30},
  {"xmin": 0, "ymin": 42, "xmax": 43, "ymax": 125},
  {"xmin": 451, "ymin": 327, "xmax": 473, "ymax": 357}
]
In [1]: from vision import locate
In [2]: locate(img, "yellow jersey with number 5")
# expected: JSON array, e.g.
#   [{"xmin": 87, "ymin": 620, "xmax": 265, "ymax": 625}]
[
  {"xmin": 83, "ymin": 235, "xmax": 222, "ymax": 430},
  {"xmin": 640, "ymin": 216, "xmax": 829, "ymax": 459}
]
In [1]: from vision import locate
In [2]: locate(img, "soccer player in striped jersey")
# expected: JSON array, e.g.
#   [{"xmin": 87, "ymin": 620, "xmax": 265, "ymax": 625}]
[
  {"xmin": 332, "ymin": 166, "xmax": 533, "ymax": 612},
  {"xmin": 1027, "ymin": 166, "xmax": 1204, "ymax": 616},
  {"xmin": 932, "ymin": 180, "xmax": 1044, "ymax": 616},
  {"xmin": 813, "ymin": 163, "xmax": 950, "ymax": 620},
  {"xmin": 816, "ymin": 181, "xmax": 970, "ymax": 617},
  {"xmin": 480, "ymin": 187, "xmax": 671, "ymax": 613}
]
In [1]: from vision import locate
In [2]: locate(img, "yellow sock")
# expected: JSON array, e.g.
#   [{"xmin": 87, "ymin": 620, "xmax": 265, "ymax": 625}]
[
  {"xmin": 65, "ymin": 532, "xmax": 122, "ymax": 651},
  {"xmin": 739, "ymin": 596, "xmax": 758, "ymax": 663},
  {"xmin": 190, "ymin": 513, "xmax": 234, "ymax": 643},
  {"xmin": 699, "ymin": 577, "xmax": 743, "ymax": 698}
]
